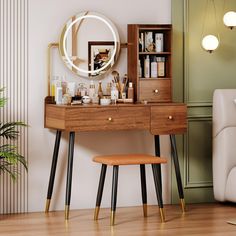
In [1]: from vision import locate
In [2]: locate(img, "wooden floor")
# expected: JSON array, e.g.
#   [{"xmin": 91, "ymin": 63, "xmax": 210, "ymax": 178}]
[{"xmin": 1, "ymin": 203, "xmax": 236, "ymax": 235}]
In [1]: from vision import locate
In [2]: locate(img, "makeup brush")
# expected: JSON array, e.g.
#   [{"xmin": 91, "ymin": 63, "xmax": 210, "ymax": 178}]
[{"xmin": 111, "ymin": 70, "xmax": 121, "ymax": 92}]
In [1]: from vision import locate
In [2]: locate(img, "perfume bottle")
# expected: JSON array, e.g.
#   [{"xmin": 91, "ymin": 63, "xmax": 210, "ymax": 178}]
[{"xmin": 98, "ymin": 81, "xmax": 103, "ymax": 99}]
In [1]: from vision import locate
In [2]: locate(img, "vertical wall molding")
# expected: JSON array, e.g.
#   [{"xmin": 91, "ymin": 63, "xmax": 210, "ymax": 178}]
[{"xmin": 0, "ymin": 0, "xmax": 28, "ymax": 214}]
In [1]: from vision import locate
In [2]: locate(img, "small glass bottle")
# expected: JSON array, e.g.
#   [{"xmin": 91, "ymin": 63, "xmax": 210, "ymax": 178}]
[
  {"xmin": 111, "ymin": 84, "xmax": 119, "ymax": 104},
  {"xmin": 88, "ymin": 80, "xmax": 95, "ymax": 99},
  {"xmin": 127, "ymin": 82, "xmax": 134, "ymax": 102},
  {"xmin": 106, "ymin": 82, "xmax": 111, "ymax": 96},
  {"xmin": 51, "ymin": 75, "xmax": 61, "ymax": 97},
  {"xmin": 62, "ymin": 88, "xmax": 72, "ymax": 105},
  {"xmin": 157, "ymin": 57, "xmax": 165, "ymax": 77},
  {"xmin": 98, "ymin": 81, "xmax": 103, "ymax": 99}
]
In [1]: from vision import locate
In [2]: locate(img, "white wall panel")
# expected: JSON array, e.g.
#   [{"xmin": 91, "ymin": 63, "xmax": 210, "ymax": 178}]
[{"xmin": 0, "ymin": 0, "xmax": 28, "ymax": 214}]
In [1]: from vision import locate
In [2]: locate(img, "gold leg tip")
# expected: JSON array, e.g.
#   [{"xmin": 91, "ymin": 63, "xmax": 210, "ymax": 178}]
[
  {"xmin": 94, "ymin": 206, "xmax": 100, "ymax": 221},
  {"xmin": 159, "ymin": 208, "xmax": 165, "ymax": 223},
  {"xmin": 110, "ymin": 211, "xmax": 116, "ymax": 226},
  {"xmin": 180, "ymin": 198, "xmax": 186, "ymax": 213},
  {"xmin": 45, "ymin": 199, "xmax": 51, "ymax": 213},
  {"xmin": 143, "ymin": 204, "xmax": 147, "ymax": 217},
  {"xmin": 65, "ymin": 205, "xmax": 70, "ymax": 220}
]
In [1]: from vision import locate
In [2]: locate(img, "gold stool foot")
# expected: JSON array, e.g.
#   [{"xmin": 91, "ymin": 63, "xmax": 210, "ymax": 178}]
[
  {"xmin": 94, "ymin": 206, "xmax": 100, "ymax": 221},
  {"xmin": 180, "ymin": 198, "xmax": 185, "ymax": 213},
  {"xmin": 159, "ymin": 207, "xmax": 165, "ymax": 223},
  {"xmin": 65, "ymin": 205, "xmax": 70, "ymax": 220},
  {"xmin": 110, "ymin": 210, "xmax": 116, "ymax": 226},
  {"xmin": 45, "ymin": 199, "xmax": 51, "ymax": 213},
  {"xmin": 143, "ymin": 203, "xmax": 147, "ymax": 217}
]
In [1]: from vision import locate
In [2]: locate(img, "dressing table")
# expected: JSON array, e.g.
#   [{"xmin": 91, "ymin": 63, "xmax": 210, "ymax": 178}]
[
  {"xmin": 44, "ymin": 11, "xmax": 187, "ymax": 220},
  {"xmin": 44, "ymin": 98, "xmax": 187, "ymax": 219}
]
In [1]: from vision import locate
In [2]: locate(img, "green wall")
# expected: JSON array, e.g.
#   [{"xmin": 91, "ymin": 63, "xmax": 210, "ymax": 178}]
[{"xmin": 172, "ymin": 0, "xmax": 236, "ymax": 203}]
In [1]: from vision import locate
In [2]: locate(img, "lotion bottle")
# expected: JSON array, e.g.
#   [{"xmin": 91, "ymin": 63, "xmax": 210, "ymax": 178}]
[
  {"xmin": 144, "ymin": 55, "xmax": 150, "ymax": 78},
  {"xmin": 55, "ymin": 86, "xmax": 62, "ymax": 104},
  {"xmin": 151, "ymin": 57, "xmax": 158, "ymax": 78},
  {"xmin": 138, "ymin": 60, "xmax": 142, "ymax": 78},
  {"xmin": 155, "ymin": 33, "xmax": 164, "ymax": 52}
]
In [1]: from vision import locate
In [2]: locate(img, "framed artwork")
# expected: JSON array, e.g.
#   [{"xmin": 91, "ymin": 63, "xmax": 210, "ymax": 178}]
[{"xmin": 88, "ymin": 41, "xmax": 115, "ymax": 76}]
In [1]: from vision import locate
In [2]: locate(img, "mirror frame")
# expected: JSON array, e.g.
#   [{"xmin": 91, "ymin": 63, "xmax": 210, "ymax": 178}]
[{"xmin": 59, "ymin": 11, "xmax": 120, "ymax": 79}]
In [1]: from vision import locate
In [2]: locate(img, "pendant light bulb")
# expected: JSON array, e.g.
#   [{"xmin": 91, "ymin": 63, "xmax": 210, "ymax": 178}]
[
  {"xmin": 201, "ymin": 35, "xmax": 219, "ymax": 53},
  {"xmin": 223, "ymin": 11, "xmax": 236, "ymax": 29}
]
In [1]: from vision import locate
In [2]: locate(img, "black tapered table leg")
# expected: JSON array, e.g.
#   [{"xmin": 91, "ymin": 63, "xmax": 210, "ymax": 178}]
[
  {"xmin": 154, "ymin": 135, "xmax": 162, "ymax": 192},
  {"xmin": 45, "ymin": 130, "xmax": 61, "ymax": 213},
  {"xmin": 111, "ymin": 165, "xmax": 119, "ymax": 226},
  {"xmin": 152, "ymin": 164, "xmax": 165, "ymax": 222},
  {"xmin": 94, "ymin": 164, "xmax": 107, "ymax": 220},
  {"xmin": 140, "ymin": 164, "xmax": 147, "ymax": 217},
  {"xmin": 65, "ymin": 131, "xmax": 75, "ymax": 220},
  {"xmin": 170, "ymin": 134, "xmax": 185, "ymax": 212}
]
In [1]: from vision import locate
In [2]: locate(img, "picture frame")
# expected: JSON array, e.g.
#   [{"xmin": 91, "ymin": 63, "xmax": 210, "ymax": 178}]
[{"xmin": 88, "ymin": 41, "xmax": 115, "ymax": 76}]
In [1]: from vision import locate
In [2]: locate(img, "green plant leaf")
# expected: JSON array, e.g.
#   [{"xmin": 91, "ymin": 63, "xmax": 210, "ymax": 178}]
[
  {"xmin": 0, "ymin": 87, "xmax": 27, "ymax": 180},
  {"xmin": 0, "ymin": 122, "xmax": 27, "ymax": 139},
  {"xmin": 0, "ymin": 98, "xmax": 7, "ymax": 108},
  {"xmin": 0, "ymin": 87, "xmax": 7, "ymax": 108}
]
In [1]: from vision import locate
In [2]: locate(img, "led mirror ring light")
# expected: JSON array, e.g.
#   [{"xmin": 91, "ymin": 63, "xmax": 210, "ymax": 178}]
[{"xmin": 62, "ymin": 13, "xmax": 119, "ymax": 75}]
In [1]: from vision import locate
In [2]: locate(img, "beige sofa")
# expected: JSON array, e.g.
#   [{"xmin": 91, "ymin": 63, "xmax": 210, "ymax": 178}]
[{"xmin": 213, "ymin": 89, "xmax": 236, "ymax": 202}]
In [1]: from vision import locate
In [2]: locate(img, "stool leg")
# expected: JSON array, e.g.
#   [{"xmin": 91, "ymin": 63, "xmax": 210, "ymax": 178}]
[
  {"xmin": 65, "ymin": 132, "xmax": 75, "ymax": 220},
  {"xmin": 140, "ymin": 164, "xmax": 147, "ymax": 217},
  {"xmin": 152, "ymin": 164, "xmax": 165, "ymax": 223},
  {"xmin": 45, "ymin": 130, "xmax": 61, "ymax": 213},
  {"xmin": 111, "ymin": 165, "xmax": 119, "ymax": 226},
  {"xmin": 154, "ymin": 135, "xmax": 162, "ymax": 193},
  {"xmin": 94, "ymin": 164, "xmax": 107, "ymax": 221},
  {"xmin": 170, "ymin": 134, "xmax": 185, "ymax": 213}
]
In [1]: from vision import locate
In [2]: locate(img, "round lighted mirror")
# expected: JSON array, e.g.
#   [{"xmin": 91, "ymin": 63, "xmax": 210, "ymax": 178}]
[{"xmin": 59, "ymin": 11, "xmax": 120, "ymax": 79}]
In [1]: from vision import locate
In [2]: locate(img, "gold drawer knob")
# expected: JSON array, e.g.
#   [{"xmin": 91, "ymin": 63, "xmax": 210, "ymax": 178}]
[
  {"xmin": 108, "ymin": 117, "xmax": 113, "ymax": 122},
  {"xmin": 153, "ymin": 89, "xmax": 159, "ymax": 94},
  {"xmin": 168, "ymin": 115, "xmax": 173, "ymax": 120}
]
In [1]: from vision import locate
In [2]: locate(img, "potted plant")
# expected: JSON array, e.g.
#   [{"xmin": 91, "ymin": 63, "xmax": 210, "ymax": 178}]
[{"xmin": 0, "ymin": 88, "xmax": 27, "ymax": 180}]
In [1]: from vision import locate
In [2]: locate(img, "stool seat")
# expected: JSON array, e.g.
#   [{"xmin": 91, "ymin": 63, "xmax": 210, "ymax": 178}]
[
  {"xmin": 93, "ymin": 154, "xmax": 167, "ymax": 166},
  {"xmin": 93, "ymin": 153, "xmax": 167, "ymax": 225}
]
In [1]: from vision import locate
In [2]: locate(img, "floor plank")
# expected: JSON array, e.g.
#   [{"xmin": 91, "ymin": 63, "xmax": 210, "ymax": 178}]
[{"xmin": 1, "ymin": 203, "xmax": 236, "ymax": 235}]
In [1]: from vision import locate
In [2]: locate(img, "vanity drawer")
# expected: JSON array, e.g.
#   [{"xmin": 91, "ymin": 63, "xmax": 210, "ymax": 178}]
[
  {"xmin": 139, "ymin": 80, "xmax": 171, "ymax": 102},
  {"xmin": 66, "ymin": 106, "xmax": 150, "ymax": 131},
  {"xmin": 151, "ymin": 105, "xmax": 187, "ymax": 134}
]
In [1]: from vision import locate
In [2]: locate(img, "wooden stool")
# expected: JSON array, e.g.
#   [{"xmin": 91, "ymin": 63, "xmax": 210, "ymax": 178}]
[{"xmin": 93, "ymin": 154, "xmax": 167, "ymax": 226}]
